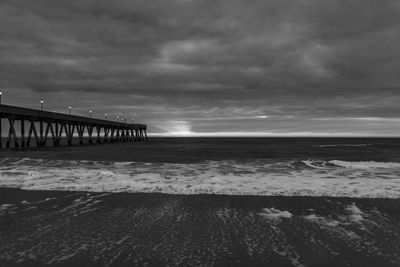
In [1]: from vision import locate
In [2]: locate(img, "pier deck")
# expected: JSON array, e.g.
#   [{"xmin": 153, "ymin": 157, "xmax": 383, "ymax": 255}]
[{"xmin": 0, "ymin": 104, "xmax": 147, "ymax": 149}]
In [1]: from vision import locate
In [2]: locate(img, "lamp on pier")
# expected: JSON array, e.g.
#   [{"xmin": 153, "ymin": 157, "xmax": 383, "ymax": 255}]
[
  {"xmin": 0, "ymin": 92, "xmax": 2, "ymax": 104},
  {"xmin": 89, "ymin": 110, "xmax": 92, "ymax": 118},
  {"xmin": 69, "ymin": 106, "xmax": 72, "ymax": 115},
  {"xmin": 40, "ymin": 100, "xmax": 44, "ymax": 111},
  {"xmin": 105, "ymin": 114, "xmax": 108, "ymax": 120}
]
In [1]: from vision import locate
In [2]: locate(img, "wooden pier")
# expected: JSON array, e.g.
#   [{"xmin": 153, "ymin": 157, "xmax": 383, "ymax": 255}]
[{"xmin": 0, "ymin": 104, "xmax": 147, "ymax": 149}]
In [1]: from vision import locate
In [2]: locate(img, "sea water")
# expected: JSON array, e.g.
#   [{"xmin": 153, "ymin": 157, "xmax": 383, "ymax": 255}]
[{"xmin": 1, "ymin": 137, "xmax": 399, "ymax": 198}]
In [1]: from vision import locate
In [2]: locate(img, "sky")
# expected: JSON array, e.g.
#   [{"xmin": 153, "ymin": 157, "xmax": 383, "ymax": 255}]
[{"xmin": 1, "ymin": 0, "xmax": 400, "ymax": 136}]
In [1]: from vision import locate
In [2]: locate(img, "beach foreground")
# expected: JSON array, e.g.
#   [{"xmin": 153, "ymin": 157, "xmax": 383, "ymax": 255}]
[{"xmin": 1, "ymin": 188, "xmax": 399, "ymax": 267}]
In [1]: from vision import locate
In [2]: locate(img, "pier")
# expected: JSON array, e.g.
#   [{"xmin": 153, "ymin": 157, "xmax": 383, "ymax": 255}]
[{"xmin": 0, "ymin": 104, "xmax": 148, "ymax": 149}]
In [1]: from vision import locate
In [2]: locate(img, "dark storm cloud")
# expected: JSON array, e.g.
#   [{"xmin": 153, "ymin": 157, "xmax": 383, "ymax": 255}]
[{"xmin": 1, "ymin": 0, "xmax": 400, "ymax": 135}]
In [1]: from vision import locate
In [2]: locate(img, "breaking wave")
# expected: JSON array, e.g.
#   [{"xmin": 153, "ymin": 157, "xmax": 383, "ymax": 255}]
[
  {"xmin": 329, "ymin": 160, "xmax": 400, "ymax": 169},
  {"xmin": 1, "ymin": 157, "xmax": 400, "ymax": 198}
]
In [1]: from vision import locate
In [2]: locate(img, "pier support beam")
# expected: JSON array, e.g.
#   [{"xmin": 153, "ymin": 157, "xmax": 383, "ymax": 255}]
[
  {"xmin": 104, "ymin": 128, "xmax": 109, "ymax": 143},
  {"xmin": 20, "ymin": 120, "xmax": 25, "ymax": 148},
  {"xmin": 110, "ymin": 128, "xmax": 115, "ymax": 142},
  {"xmin": 116, "ymin": 129, "xmax": 120, "ymax": 142},
  {"xmin": 87, "ymin": 125, "xmax": 94, "ymax": 145},
  {"xmin": 96, "ymin": 126, "xmax": 102, "ymax": 144},
  {"xmin": 76, "ymin": 125, "xmax": 83, "ymax": 145},
  {"xmin": 67, "ymin": 124, "xmax": 75, "ymax": 146},
  {"xmin": 26, "ymin": 121, "xmax": 40, "ymax": 147},
  {"xmin": 139, "ymin": 129, "xmax": 144, "ymax": 142},
  {"xmin": 40, "ymin": 121, "xmax": 43, "ymax": 146},
  {"xmin": 6, "ymin": 119, "xmax": 19, "ymax": 148},
  {"xmin": 0, "ymin": 117, "xmax": 2, "ymax": 149}
]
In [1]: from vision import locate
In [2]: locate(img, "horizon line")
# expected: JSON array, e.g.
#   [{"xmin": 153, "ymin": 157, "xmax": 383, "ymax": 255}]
[{"xmin": 148, "ymin": 132, "xmax": 400, "ymax": 138}]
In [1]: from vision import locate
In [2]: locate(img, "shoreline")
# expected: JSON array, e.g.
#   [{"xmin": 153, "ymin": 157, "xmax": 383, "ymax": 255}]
[{"xmin": 2, "ymin": 187, "xmax": 400, "ymax": 202}]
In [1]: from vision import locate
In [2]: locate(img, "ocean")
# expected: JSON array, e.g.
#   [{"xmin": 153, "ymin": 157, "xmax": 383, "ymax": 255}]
[{"xmin": 1, "ymin": 137, "xmax": 400, "ymax": 266}]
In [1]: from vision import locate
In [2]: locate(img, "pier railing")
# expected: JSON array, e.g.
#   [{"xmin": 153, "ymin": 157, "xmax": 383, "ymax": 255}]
[{"xmin": 0, "ymin": 104, "xmax": 147, "ymax": 149}]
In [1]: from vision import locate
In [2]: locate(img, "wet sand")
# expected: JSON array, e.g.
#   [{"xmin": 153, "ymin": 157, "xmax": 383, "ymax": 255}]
[{"xmin": 1, "ymin": 188, "xmax": 400, "ymax": 266}]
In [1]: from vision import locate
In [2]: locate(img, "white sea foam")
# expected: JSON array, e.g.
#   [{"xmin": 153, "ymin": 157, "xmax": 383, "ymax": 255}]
[
  {"xmin": 1, "ymin": 158, "xmax": 400, "ymax": 198},
  {"xmin": 259, "ymin": 208, "xmax": 292, "ymax": 220},
  {"xmin": 303, "ymin": 214, "xmax": 340, "ymax": 227},
  {"xmin": 346, "ymin": 203, "xmax": 364, "ymax": 223},
  {"xmin": 330, "ymin": 160, "xmax": 400, "ymax": 169},
  {"xmin": 303, "ymin": 203, "xmax": 365, "ymax": 226},
  {"xmin": 301, "ymin": 160, "xmax": 328, "ymax": 169}
]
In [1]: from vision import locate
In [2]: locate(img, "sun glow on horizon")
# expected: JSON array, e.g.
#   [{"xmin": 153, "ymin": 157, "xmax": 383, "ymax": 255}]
[{"xmin": 155, "ymin": 120, "xmax": 195, "ymax": 137}]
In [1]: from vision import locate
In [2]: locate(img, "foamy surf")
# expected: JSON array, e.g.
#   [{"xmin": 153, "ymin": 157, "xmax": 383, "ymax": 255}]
[
  {"xmin": 0, "ymin": 158, "xmax": 400, "ymax": 198},
  {"xmin": 330, "ymin": 160, "xmax": 400, "ymax": 169}
]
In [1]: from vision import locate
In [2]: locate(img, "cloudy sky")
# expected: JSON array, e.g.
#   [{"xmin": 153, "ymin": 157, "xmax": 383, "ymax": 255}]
[{"xmin": 1, "ymin": 0, "xmax": 400, "ymax": 136}]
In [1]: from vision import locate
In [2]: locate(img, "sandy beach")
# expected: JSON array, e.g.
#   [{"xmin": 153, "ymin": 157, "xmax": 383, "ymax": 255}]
[{"xmin": 1, "ymin": 188, "xmax": 400, "ymax": 266}]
